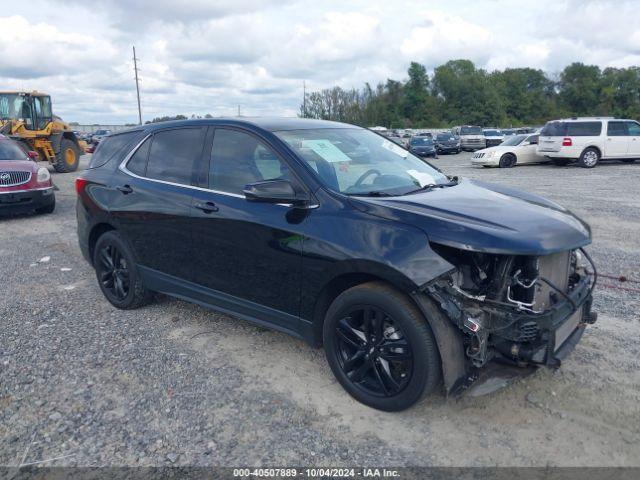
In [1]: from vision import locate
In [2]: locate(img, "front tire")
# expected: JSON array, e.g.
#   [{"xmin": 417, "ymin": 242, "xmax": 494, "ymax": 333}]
[
  {"xmin": 35, "ymin": 196, "xmax": 55, "ymax": 214},
  {"xmin": 93, "ymin": 231, "xmax": 153, "ymax": 309},
  {"xmin": 53, "ymin": 138, "xmax": 81, "ymax": 173},
  {"xmin": 323, "ymin": 282, "xmax": 441, "ymax": 411},
  {"xmin": 499, "ymin": 153, "xmax": 517, "ymax": 168},
  {"xmin": 577, "ymin": 148, "xmax": 600, "ymax": 168}
]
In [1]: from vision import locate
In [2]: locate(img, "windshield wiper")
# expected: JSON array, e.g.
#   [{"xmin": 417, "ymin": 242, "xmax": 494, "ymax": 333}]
[
  {"xmin": 404, "ymin": 177, "xmax": 459, "ymax": 195},
  {"xmin": 347, "ymin": 190, "xmax": 395, "ymax": 197}
]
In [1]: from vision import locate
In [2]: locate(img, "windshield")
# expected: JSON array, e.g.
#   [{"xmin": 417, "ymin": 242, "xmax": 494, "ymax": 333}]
[
  {"xmin": 0, "ymin": 94, "xmax": 28, "ymax": 120},
  {"xmin": 410, "ymin": 137, "xmax": 433, "ymax": 146},
  {"xmin": 483, "ymin": 129, "xmax": 502, "ymax": 136},
  {"xmin": 0, "ymin": 140, "xmax": 27, "ymax": 160},
  {"xmin": 501, "ymin": 134, "xmax": 527, "ymax": 146},
  {"xmin": 436, "ymin": 133, "xmax": 455, "ymax": 141},
  {"xmin": 276, "ymin": 128, "xmax": 448, "ymax": 196},
  {"xmin": 460, "ymin": 126, "xmax": 482, "ymax": 135}
]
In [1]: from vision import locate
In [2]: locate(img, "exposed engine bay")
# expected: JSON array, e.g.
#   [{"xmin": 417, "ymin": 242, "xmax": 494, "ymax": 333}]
[{"xmin": 425, "ymin": 244, "xmax": 597, "ymax": 373}]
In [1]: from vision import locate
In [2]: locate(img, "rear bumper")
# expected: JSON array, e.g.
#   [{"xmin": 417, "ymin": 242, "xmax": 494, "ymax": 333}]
[
  {"xmin": 76, "ymin": 199, "xmax": 92, "ymax": 264},
  {"xmin": 411, "ymin": 149, "xmax": 437, "ymax": 157},
  {"xmin": 0, "ymin": 187, "xmax": 54, "ymax": 214},
  {"xmin": 436, "ymin": 145, "xmax": 460, "ymax": 153}
]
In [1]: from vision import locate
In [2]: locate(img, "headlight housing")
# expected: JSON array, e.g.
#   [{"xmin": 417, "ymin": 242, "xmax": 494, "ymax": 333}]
[{"xmin": 37, "ymin": 167, "xmax": 51, "ymax": 183}]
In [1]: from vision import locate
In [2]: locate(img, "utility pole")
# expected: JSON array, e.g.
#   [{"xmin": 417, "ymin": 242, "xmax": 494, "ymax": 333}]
[
  {"xmin": 303, "ymin": 80, "xmax": 307, "ymax": 117},
  {"xmin": 133, "ymin": 46, "xmax": 142, "ymax": 125}
]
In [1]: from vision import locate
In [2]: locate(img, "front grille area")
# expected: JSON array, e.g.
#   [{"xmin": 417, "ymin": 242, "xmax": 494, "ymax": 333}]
[
  {"xmin": 473, "ymin": 152, "xmax": 486, "ymax": 158},
  {"xmin": 0, "ymin": 171, "xmax": 31, "ymax": 187},
  {"xmin": 533, "ymin": 251, "xmax": 572, "ymax": 310}
]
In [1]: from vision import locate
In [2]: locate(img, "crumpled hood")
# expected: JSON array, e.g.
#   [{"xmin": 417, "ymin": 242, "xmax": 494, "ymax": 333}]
[{"xmin": 349, "ymin": 178, "xmax": 591, "ymax": 255}]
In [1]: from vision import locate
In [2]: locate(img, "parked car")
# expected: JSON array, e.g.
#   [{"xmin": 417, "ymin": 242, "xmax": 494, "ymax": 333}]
[
  {"xmin": 408, "ymin": 136, "xmax": 438, "ymax": 158},
  {"xmin": 453, "ymin": 125, "xmax": 486, "ymax": 151},
  {"xmin": 434, "ymin": 132, "xmax": 461, "ymax": 154},
  {"xmin": 538, "ymin": 117, "xmax": 640, "ymax": 168},
  {"xmin": 471, "ymin": 133, "xmax": 545, "ymax": 167},
  {"xmin": 0, "ymin": 136, "xmax": 55, "ymax": 215},
  {"xmin": 77, "ymin": 118, "xmax": 597, "ymax": 411},
  {"xmin": 90, "ymin": 129, "xmax": 112, "ymax": 144},
  {"xmin": 483, "ymin": 128, "xmax": 505, "ymax": 147}
]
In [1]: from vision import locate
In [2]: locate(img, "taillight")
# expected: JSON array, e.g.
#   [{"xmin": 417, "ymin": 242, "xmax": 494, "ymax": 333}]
[
  {"xmin": 562, "ymin": 137, "xmax": 572, "ymax": 146},
  {"xmin": 75, "ymin": 177, "xmax": 88, "ymax": 195}
]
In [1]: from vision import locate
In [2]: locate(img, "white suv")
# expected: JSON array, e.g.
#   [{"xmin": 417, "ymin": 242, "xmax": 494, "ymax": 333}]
[{"xmin": 537, "ymin": 117, "xmax": 640, "ymax": 168}]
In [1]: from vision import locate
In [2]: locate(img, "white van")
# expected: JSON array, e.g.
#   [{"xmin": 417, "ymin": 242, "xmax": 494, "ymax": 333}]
[
  {"xmin": 537, "ymin": 117, "xmax": 640, "ymax": 168},
  {"xmin": 452, "ymin": 125, "xmax": 486, "ymax": 151}
]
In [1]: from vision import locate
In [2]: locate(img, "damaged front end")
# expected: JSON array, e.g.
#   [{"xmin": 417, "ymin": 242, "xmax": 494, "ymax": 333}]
[{"xmin": 423, "ymin": 244, "xmax": 597, "ymax": 393}]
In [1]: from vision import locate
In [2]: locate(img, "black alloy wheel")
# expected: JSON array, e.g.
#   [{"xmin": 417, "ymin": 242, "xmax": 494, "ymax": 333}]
[
  {"xmin": 323, "ymin": 282, "xmax": 441, "ymax": 411},
  {"xmin": 335, "ymin": 306, "xmax": 413, "ymax": 397},
  {"xmin": 93, "ymin": 230, "xmax": 153, "ymax": 309},
  {"xmin": 98, "ymin": 244, "xmax": 130, "ymax": 301}
]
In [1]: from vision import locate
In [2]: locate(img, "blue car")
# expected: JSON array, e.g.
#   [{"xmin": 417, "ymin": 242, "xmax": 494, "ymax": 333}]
[{"xmin": 409, "ymin": 136, "xmax": 438, "ymax": 158}]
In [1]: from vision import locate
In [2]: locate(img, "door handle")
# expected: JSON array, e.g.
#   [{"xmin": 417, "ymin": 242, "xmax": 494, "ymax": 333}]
[
  {"xmin": 194, "ymin": 201, "xmax": 219, "ymax": 213},
  {"xmin": 116, "ymin": 184, "xmax": 133, "ymax": 194}
]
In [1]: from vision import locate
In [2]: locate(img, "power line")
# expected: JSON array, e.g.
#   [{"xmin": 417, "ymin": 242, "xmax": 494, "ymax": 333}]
[{"xmin": 133, "ymin": 46, "xmax": 142, "ymax": 125}]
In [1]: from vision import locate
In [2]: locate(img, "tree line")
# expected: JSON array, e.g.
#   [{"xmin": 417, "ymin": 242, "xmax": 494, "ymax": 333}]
[{"xmin": 300, "ymin": 59, "xmax": 640, "ymax": 128}]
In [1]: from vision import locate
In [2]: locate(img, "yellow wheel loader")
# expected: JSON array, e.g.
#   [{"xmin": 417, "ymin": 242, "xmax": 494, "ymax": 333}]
[{"xmin": 0, "ymin": 91, "xmax": 87, "ymax": 172}]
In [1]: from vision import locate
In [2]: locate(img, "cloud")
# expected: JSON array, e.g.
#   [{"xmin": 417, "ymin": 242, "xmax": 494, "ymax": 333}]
[
  {"xmin": 0, "ymin": 15, "xmax": 118, "ymax": 79},
  {"xmin": 0, "ymin": 0, "xmax": 638, "ymax": 123},
  {"xmin": 400, "ymin": 12, "xmax": 493, "ymax": 68}
]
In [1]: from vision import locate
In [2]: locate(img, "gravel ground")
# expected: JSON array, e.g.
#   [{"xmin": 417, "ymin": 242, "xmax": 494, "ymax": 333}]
[{"xmin": 1, "ymin": 153, "xmax": 639, "ymax": 467}]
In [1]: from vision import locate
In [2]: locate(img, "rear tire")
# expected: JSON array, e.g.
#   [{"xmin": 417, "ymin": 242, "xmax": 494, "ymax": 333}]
[
  {"xmin": 499, "ymin": 153, "xmax": 517, "ymax": 168},
  {"xmin": 577, "ymin": 148, "xmax": 600, "ymax": 168},
  {"xmin": 53, "ymin": 138, "xmax": 81, "ymax": 173},
  {"xmin": 93, "ymin": 231, "xmax": 153, "ymax": 309},
  {"xmin": 323, "ymin": 281, "xmax": 441, "ymax": 411}
]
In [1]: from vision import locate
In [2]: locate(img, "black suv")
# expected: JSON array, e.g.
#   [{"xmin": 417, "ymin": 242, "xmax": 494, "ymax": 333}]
[{"xmin": 77, "ymin": 118, "xmax": 597, "ymax": 411}]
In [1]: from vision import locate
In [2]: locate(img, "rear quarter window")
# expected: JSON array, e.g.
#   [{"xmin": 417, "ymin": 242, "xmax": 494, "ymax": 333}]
[
  {"xmin": 566, "ymin": 122, "xmax": 602, "ymax": 136},
  {"xmin": 88, "ymin": 130, "xmax": 143, "ymax": 169}
]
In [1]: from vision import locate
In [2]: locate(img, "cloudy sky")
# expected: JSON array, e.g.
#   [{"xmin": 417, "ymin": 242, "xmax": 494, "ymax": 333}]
[{"xmin": 1, "ymin": 0, "xmax": 638, "ymax": 124}]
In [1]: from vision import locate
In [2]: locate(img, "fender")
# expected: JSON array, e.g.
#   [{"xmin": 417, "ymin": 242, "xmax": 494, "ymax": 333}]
[{"xmin": 411, "ymin": 292, "xmax": 470, "ymax": 394}]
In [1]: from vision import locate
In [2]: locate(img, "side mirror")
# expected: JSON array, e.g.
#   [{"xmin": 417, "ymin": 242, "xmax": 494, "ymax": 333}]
[
  {"xmin": 243, "ymin": 179, "xmax": 309, "ymax": 206},
  {"xmin": 27, "ymin": 151, "xmax": 39, "ymax": 160}
]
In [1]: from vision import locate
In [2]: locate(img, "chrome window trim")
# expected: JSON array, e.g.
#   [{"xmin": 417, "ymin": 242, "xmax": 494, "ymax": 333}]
[{"xmin": 118, "ymin": 131, "xmax": 318, "ymax": 208}]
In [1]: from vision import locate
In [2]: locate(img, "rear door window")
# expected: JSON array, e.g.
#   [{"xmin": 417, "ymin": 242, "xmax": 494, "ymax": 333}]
[
  {"xmin": 145, "ymin": 128, "xmax": 205, "ymax": 185},
  {"xmin": 88, "ymin": 130, "xmax": 142, "ymax": 169},
  {"xmin": 607, "ymin": 121, "xmax": 628, "ymax": 136},
  {"xmin": 566, "ymin": 122, "xmax": 602, "ymax": 136}
]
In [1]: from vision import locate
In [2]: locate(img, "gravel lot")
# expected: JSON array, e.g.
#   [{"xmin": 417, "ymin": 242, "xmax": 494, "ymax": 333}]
[{"xmin": 1, "ymin": 152, "xmax": 639, "ymax": 467}]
